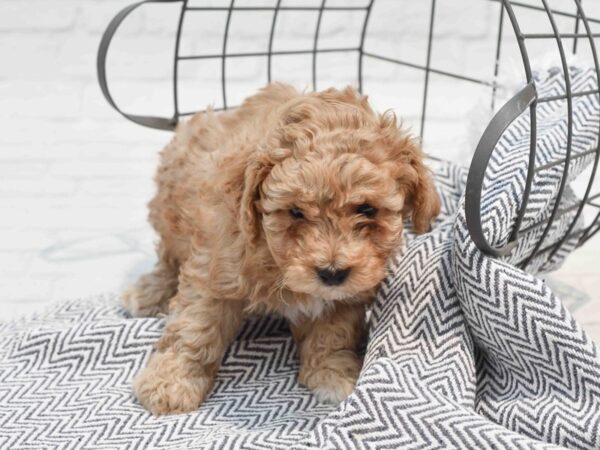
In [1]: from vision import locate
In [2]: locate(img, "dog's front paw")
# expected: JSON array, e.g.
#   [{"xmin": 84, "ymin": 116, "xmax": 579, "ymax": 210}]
[
  {"xmin": 308, "ymin": 368, "xmax": 357, "ymax": 404},
  {"xmin": 301, "ymin": 351, "xmax": 361, "ymax": 404},
  {"xmin": 133, "ymin": 352, "xmax": 214, "ymax": 415}
]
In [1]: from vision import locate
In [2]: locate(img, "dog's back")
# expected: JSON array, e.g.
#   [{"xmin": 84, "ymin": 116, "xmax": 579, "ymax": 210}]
[{"xmin": 148, "ymin": 83, "xmax": 300, "ymax": 266}]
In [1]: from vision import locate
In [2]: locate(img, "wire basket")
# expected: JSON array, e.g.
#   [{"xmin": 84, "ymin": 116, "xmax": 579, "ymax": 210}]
[{"xmin": 98, "ymin": 0, "xmax": 600, "ymax": 271}]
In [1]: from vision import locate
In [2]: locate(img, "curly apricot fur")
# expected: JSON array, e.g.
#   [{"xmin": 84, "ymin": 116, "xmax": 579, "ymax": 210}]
[{"xmin": 126, "ymin": 83, "xmax": 440, "ymax": 415}]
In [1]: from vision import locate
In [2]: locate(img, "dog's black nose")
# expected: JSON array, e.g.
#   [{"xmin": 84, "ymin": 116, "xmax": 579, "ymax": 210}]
[{"xmin": 317, "ymin": 267, "xmax": 351, "ymax": 286}]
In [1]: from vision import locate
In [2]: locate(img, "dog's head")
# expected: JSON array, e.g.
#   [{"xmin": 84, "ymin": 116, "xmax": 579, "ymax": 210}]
[{"xmin": 240, "ymin": 87, "xmax": 440, "ymax": 301}]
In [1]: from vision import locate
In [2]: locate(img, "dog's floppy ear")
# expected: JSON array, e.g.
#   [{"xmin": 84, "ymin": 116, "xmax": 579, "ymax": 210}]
[
  {"xmin": 239, "ymin": 146, "xmax": 291, "ymax": 244},
  {"xmin": 404, "ymin": 156, "xmax": 441, "ymax": 233},
  {"xmin": 379, "ymin": 113, "xmax": 441, "ymax": 234},
  {"xmin": 238, "ymin": 95, "xmax": 315, "ymax": 245}
]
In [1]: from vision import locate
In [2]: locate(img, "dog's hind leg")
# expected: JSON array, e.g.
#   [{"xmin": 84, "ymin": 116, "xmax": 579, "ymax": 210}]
[
  {"xmin": 122, "ymin": 244, "xmax": 179, "ymax": 317},
  {"xmin": 132, "ymin": 255, "xmax": 245, "ymax": 415}
]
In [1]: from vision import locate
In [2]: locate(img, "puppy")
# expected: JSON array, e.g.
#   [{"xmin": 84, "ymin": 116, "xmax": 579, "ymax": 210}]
[{"xmin": 125, "ymin": 83, "xmax": 440, "ymax": 415}]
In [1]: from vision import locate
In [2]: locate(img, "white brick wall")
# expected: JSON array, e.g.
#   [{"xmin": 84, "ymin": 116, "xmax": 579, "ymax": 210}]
[
  {"xmin": 0, "ymin": 0, "xmax": 599, "ymax": 340},
  {"xmin": 0, "ymin": 0, "xmax": 167, "ymax": 317}
]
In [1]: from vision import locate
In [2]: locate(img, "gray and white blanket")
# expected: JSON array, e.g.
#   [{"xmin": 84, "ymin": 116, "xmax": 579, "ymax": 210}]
[{"xmin": 1, "ymin": 68, "xmax": 600, "ymax": 449}]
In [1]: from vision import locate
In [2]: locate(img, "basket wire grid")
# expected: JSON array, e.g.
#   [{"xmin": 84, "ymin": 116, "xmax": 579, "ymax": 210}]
[{"xmin": 98, "ymin": 0, "xmax": 600, "ymax": 270}]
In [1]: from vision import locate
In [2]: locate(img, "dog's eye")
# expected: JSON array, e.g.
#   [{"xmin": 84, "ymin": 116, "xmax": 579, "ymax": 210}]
[
  {"xmin": 356, "ymin": 203, "xmax": 378, "ymax": 218},
  {"xmin": 289, "ymin": 207, "xmax": 305, "ymax": 219}
]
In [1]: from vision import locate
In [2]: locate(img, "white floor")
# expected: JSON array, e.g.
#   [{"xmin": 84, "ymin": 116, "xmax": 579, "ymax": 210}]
[{"xmin": 0, "ymin": 120, "xmax": 165, "ymax": 319}]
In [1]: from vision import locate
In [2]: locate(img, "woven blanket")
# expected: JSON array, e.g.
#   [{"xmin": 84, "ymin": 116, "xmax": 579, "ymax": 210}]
[{"xmin": 1, "ymin": 67, "xmax": 600, "ymax": 449}]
